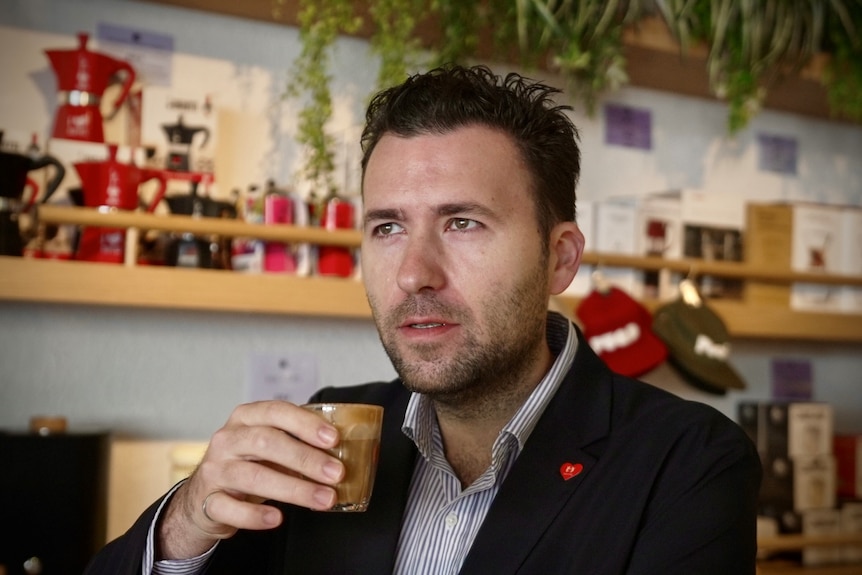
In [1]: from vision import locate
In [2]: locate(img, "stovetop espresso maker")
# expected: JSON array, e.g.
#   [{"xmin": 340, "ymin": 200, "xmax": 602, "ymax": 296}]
[
  {"xmin": 44, "ymin": 33, "xmax": 136, "ymax": 143},
  {"xmin": 161, "ymin": 115, "xmax": 210, "ymax": 172},
  {"xmin": 73, "ymin": 144, "xmax": 166, "ymax": 263},
  {"xmin": 0, "ymin": 131, "xmax": 66, "ymax": 256}
]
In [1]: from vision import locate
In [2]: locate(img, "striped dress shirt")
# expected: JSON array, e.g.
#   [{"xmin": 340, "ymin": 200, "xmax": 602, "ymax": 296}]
[{"xmin": 392, "ymin": 313, "xmax": 576, "ymax": 574}]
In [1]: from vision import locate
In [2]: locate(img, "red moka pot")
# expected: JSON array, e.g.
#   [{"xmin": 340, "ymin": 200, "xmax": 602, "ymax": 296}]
[
  {"xmin": 45, "ymin": 33, "xmax": 136, "ymax": 143},
  {"xmin": 317, "ymin": 197, "xmax": 355, "ymax": 277},
  {"xmin": 73, "ymin": 145, "xmax": 167, "ymax": 263}
]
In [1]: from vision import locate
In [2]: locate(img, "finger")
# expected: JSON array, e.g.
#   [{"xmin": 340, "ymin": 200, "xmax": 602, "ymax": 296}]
[
  {"xmin": 229, "ymin": 401, "xmax": 340, "ymax": 449},
  {"xmin": 205, "ymin": 454, "xmax": 340, "ymax": 510},
  {"xmin": 208, "ymin": 424, "xmax": 344, "ymax": 486},
  {"xmin": 198, "ymin": 490, "xmax": 287, "ymax": 533}
]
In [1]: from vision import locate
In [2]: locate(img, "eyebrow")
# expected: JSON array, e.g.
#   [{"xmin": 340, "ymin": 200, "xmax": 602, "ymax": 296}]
[{"xmin": 364, "ymin": 202, "xmax": 496, "ymax": 226}]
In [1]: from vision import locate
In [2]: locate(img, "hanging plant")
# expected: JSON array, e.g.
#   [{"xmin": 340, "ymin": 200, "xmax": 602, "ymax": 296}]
[
  {"xmin": 429, "ymin": 0, "xmax": 485, "ymax": 66},
  {"xmin": 509, "ymin": 0, "xmax": 647, "ymax": 114},
  {"xmin": 368, "ymin": 0, "xmax": 430, "ymax": 91},
  {"xmin": 657, "ymin": 0, "xmax": 851, "ymax": 134},
  {"xmin": 284, "ymin": 0, "xmax": 362, "ymax": 195},
  {"xmin": 822, "ymin": 1, "xmax": 862, "ymax": 122},
  {"xmin": 278, "ymin": 0, "xmax": 862, "ymax": 163}
]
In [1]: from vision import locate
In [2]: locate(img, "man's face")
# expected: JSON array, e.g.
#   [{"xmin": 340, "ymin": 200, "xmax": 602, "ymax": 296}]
[{"xmin": 361, "ymin": 125, "xmax": 566, "ymax": 406}]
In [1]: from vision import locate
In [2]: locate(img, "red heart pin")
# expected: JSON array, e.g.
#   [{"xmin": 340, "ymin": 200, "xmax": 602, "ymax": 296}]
[{"xmin": 560, "ymin": 462, "xmax": 583, "ymax": 481}]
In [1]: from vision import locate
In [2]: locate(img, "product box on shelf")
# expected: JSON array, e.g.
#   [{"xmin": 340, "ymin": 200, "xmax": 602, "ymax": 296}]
[
  {"xmin": 802, "ymin": 508, "xmax": 843, "ymax": 567},
  {"xmin": 738, "ymin": 401, "xmax": 834, "ymax": 459},
  {"xmin": 677, "ymin": 189, "xmax": 747, "ymax": 301},
  {"xmin": 635, "ymin": 191, "xmax": 683, "ymax": 301},
  {"xmin": 745, "ymin": 202, "xmax": 846, "ymax": 313},
  {"xmin": 835, "ymin": 435, "xmax": 862, "ymax": 500},
  {"xmin": 760, "ymin": 453, "xmax": 837, "ymax": 513},
  {"xmin": 591, "ymin": 198, "xmax": 640, "ymax": 296},
  {"xmin": 140, "ymin": 86, "xmax": 217, "ymax": 177},
  {"xmin": 839, "ymin": 208, "xmax": 862, "ymax": 314},
  {"xmin": 602, "ymin": 189, "xmax": 747, "ymax": 301},
  {"xmin": 841, "ymin": 502, "xmax": 862, "ymax": 563}
]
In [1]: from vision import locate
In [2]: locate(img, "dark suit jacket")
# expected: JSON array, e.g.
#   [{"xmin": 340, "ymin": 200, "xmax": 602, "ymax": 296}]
[{"xmin": 86, "ymin": 334, "xmax": 761, "ymax": 574}]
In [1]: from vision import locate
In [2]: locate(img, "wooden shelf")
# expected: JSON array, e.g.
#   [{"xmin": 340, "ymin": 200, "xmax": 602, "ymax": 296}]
[
  {"xmin": 2, "ymin": 206, "xmax": 859, "ymax": 342},
  {"xmin": 757, "ymin": 533, "xmax": 862, "ymax": 574},
  {"xmin": 759, "ymin": 533, "xmax": 862, "ymax": 553},
  {"xmin": 0, "ymin": 256, "xmax": 370, "ymax": 319}
]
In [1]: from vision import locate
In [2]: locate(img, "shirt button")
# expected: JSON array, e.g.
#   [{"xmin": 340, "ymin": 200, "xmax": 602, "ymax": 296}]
[{"xmin": 445, "ymin": 512, "xmax": 458, "ymax": 528}]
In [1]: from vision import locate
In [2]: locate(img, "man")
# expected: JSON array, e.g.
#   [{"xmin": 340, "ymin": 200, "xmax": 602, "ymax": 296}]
[{"xmin": 86, "ymin": 65, "xmax": 761, "ymax": 574}]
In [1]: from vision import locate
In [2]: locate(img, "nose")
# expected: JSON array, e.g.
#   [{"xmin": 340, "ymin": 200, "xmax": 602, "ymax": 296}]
[{"xmin": 395, "ymin": 234, "xmax": 446, "ymax": 294}]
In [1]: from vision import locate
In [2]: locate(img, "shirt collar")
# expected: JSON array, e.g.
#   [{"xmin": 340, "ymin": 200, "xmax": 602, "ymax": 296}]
[{"xmin": 402, "ymin": 312, "xmax": 578, "ymax": 459}]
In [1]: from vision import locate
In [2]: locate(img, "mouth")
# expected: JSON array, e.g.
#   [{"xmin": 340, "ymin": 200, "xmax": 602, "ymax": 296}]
[{"xmin": 398, "ymin": 317, "xmax": 456, "ymax": 333}]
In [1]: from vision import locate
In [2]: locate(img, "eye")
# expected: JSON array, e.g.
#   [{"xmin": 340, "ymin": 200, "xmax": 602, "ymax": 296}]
[
  {"xmin": 372, "ymin": 222, "xmax": 404, "ymax": 237},
  {"xmin": 447, "ymin": 218, "xmax": 479, "ymax": 232}
]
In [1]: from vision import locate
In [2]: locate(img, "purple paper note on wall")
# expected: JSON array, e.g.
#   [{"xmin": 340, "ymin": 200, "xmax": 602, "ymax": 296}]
[
  {"xmin": 604, "ymin": 103, "xmax": 652, "ymax": 150},
  {"xmin": 757, "ymin": 133, "xmax": 798, "ymax": 175},
  {"xmin": 771, "ymin": 358, "xmax": 813, "ymax": 400}
]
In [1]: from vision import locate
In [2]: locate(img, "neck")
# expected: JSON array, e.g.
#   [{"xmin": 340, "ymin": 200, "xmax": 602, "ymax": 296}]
[{"xmin": 433, "ymin": 344, "xmax": 554, "ymax": 487}]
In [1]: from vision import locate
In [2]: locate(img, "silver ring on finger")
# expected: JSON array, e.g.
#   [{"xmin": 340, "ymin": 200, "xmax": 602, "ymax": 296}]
[{"xmin": 201, "ymin": 490, "xmax": 221, "ymax": 523}]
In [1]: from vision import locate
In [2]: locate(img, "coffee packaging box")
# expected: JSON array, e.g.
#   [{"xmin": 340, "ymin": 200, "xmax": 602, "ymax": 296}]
[
  {"xmin": 745, "ymin": 202, "xmax": 846, "ymax": 313},
  {"xmin": 834, "ymin": 435, "xmax": 862, "ymax": 500},
  {"xmin": 598, "ymin": 188, "xmax": 747, "ymax": 301},
  {"xmin": 759, "ymin": 453, "xmax": 836, "ymax": 513},
  {"xmin": 738, "ymin": 401, "xmax": 834, "ymax": 459},
  {"xmin": 592, "ymin": 198, "xmax": 640, "ymax": 296},
  {"xmin": 802, "ymin": 508, "xmax": 843, "ymax": 567},
  {"xmin": 794, "ymin": 454, "xmax": 838, "ymax": 512},
  {"xmin": 841, "ymin": 502, "xmax": 862, "ymax": 564},
  {"xmin": 839, "ymin": 208, "xmax": 862, "ymax": 315},
  {"xmin": 635, "ymin": 192, "xmax": 683, "ymax": 301},
  {"xmin": 140, "ymin": 86, "xmax": 218, "ymax": 177}
]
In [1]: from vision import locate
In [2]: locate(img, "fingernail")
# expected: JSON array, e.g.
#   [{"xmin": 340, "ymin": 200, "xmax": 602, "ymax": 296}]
[
  {"xmin": 262, "ymin": 508, "xmax": 281, "ymax": 527},
  {"xmin": 313, "ymin": 488, "xmax": 335, "ymax": 508},
  {"xmin": 323, "ymin": 460, "xmax": 343, "ymax": 481},
  {"xmin": 318, "ymin": 426, "xmax": 338, "ymax": 445}
]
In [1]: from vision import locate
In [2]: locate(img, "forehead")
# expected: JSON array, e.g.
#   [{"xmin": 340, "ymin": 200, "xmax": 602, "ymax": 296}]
[{"xmin": 362, "ymin": 125, "xmax": 532, "ymax": 211}]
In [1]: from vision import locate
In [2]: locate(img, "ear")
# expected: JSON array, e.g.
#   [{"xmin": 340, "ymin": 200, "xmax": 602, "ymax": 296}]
[{"xmin": 548, "ymin": 221, "xmax": 585, "ymax": 296}]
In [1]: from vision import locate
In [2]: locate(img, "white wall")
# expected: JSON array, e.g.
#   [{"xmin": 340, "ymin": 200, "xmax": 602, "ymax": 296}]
[{"xmin": 1, "ymin": 0, "xmax": 861, "ymax": 442}]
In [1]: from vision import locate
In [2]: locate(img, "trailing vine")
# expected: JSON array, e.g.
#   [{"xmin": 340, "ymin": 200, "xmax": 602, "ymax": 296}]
[
  {"xmin": 368, "ymin": 0, "xmax": 429, "ymax": 91},
  {"xmin": 822, "ymin": 1, "xmax": 862, "ymax": 122},
  {"xmin": 276, "ymin": 0, "xmax": 862, "ymax": 185},
  {"xmin": 285, "ymin": 0, "xmax": 361, "ymax": 194}
]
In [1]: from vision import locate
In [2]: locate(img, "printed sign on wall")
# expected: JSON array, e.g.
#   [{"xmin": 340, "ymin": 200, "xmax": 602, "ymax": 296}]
[{"xmin": 604, "ymin": 103, "xmax": 652, "ymax": 151}]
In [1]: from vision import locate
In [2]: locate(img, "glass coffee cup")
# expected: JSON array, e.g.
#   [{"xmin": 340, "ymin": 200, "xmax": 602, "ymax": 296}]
[{"xmin": 302, "ymin": 403, "xmax": 383, "ymax": 512}]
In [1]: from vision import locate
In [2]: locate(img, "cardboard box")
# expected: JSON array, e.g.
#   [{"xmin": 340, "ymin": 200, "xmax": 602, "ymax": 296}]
[
  {"xmin": 839, "ymin": 208, "xmax": 862, "ymax": 314},
  {"xmin": 635, "ymin": 192, "xmax": 683, "ymax": 301},
  {"xmin": 835, "ymin": 435, "xmax": 862, "ymax": 499},
  {"xmin": 745, "ymin": 202, "xmax": 845, "ymax": 312},
  {"xmin": 738, "ymin": 401, "xmax": 834, "ymax": 458},
  {"xmin": 841, "ymin": 502, "xmax": 862, "ymax": 564},
  {"xmin": 759, "ymin": 454, "xmax": 836, "ymax": 513},
  {"xmin": 628, "ymin": 189, "xmax": 747, "ymax": 300},
  {"xmin": 592, "ymin": 198, "xmax": 640, "ymax": 296},
  {"xmin": 802, "ymin": 508, "xmax": 843, "ymax": 567},
  {"xmin": 140, "ymin": 86, "xmax": 217, "ymax": 176}
]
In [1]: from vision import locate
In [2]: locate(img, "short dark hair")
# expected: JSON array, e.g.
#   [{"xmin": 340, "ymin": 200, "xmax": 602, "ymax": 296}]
[{"xmin": 360, "ymin": 65, "xmax": 581, "ymax": 238}]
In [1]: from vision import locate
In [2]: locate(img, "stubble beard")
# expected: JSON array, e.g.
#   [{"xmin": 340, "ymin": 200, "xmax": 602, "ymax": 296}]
[{"xmin": 369, "ymin": 259, "xmax": 551, "ymax": 420}]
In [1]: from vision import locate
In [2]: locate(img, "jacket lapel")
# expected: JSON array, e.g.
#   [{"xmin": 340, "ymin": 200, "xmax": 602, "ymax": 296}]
[{"xmin": 459, "ymin": 338, "xmax": 614, "ymax": 575}]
